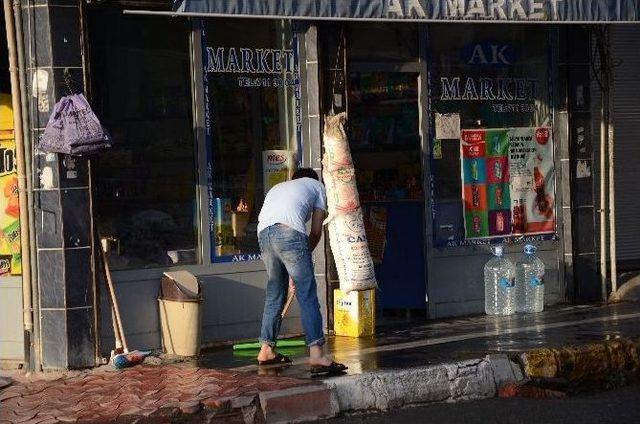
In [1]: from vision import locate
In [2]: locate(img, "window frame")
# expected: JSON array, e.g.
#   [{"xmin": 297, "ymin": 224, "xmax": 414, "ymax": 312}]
[{"xmin": 196, "ymin": 19, "xmax": 303, "ymax": 265}]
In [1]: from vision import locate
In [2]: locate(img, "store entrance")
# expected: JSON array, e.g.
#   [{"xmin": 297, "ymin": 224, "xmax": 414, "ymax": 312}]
[{"xmin": 347, "ymin": 69, "xmax": 426, "ymax": 322}]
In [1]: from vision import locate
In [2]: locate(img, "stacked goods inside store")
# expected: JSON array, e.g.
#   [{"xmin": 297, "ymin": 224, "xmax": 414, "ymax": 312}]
[{"xmin": 322, "ymin": 113, "xmax": 377, "ymax": 293}]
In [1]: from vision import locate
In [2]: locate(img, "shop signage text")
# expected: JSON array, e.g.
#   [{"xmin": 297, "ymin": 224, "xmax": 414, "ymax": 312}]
[
  {"xmin": 463, "ymin": 41, "xmax": 517, "ymax": 66},
  {"xmin": 385, "ymin": 0, "xmax": 637, "ymax": 21},
  {"xmin": 231, "ymin": 254, "xmax": 262, "ymax": 262},
  {"xmin": 0, "ymin": 147, "xmax": 16, "ymax": 177},
  {"xmin": 446, "ymin": 233, "xmax": 556, "ymax": 247},
  {"xmin": 206, "ymin": 47, "xmax": 295, "ymax": 74},
  {"xmin": 179, "ymin": 0, "xmax": 639, "ymax": 22},
  {"xmin": 205, "ymin": 46, "xmax": 299, "ymax": 88},
  {"xmin": 440, "ymin": 76, "xmax": 536, "ymax": 101}
]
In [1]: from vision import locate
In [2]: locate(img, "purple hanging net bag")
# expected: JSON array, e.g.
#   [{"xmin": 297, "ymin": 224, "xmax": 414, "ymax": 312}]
[{"xmin": 40, "ymin": 94, "xmax": 113, "ymax": 156}]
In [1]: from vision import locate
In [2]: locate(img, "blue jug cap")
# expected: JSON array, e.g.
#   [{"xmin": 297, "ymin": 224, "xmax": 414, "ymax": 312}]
[
  {"xmin": 492, "ymin": 245, "xmax": 504, "ymax": 257},
  {"xmin": 524, "ymin": 244, "xmax": 537, "ymax": 255}
]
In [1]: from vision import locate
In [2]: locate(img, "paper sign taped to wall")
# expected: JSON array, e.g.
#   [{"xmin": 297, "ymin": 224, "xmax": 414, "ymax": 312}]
[
  {"xmin": 435, "ymin": 113, "xmax": 460, "ymax": 140},
  {"xmin": 262, "ymin": 150, "xmax": 292, "ymax": 195}
]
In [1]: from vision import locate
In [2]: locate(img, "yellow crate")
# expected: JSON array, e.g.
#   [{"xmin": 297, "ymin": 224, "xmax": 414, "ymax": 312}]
[{"xmin": 333, "ymin": 289, "xmax": 375, "ymax": 338}]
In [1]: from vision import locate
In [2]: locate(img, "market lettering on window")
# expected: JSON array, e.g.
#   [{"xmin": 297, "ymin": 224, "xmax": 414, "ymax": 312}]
[
  {"xmin": 231, "ymin": 254, "xmax": 262, "ymax": 262},
  {"xmin": 440, "ymin": 76, "xmax": 538, "ymax": 114},
  {"xmin": 205, "ymin": 46, "xmax": 299, "ymax": 88},
  {"xmin": 467, "ymin": 43, "xmax": 513, "ymax": 65},
  {"xmin": 440, "ymin": 77, "xmax": 537, "ymax": 101}
]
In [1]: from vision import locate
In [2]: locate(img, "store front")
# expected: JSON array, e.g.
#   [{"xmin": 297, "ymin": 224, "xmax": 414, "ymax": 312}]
[
  {"xmin": 318, "ymin": 21, "xmax": 560, "ymax": 320},
  {"xmin": 86, "ymin": 7, "xmax": 313, "ymax": 351},
  {"xmin": 75, "ymin": 0, "xmax": 638, "ymax": 354}
]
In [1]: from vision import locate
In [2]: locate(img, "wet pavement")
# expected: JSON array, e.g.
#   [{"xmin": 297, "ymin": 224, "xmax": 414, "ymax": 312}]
[{"xmin": 198, "ymin": 302, "xmax": 640, "ymax": 379}]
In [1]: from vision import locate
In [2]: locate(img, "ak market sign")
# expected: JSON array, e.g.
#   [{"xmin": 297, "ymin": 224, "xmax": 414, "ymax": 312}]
[
  {"xmin": 175, "ymin": 0, "xmax": 640, "ymax": 22},
  {"xmin": 205, "ymin": 46, "xmax": 299, "ymax": 88}
]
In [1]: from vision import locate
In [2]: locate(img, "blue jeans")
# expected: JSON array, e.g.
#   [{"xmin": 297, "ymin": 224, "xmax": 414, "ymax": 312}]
[{"xmin": 258, "ymin": 224, "xmax": 325, "ymax": 347}]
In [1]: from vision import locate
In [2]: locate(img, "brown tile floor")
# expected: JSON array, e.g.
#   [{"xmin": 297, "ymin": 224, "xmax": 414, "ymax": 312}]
[{"xmin": 0, "ymin": 364, "xmax": 315, "ymax": 423}]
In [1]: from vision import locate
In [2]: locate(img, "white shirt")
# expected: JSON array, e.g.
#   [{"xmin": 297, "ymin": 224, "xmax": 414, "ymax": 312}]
[{"xmin": 257, "ymin": 178, "xmax": 327, "ymax": 235}]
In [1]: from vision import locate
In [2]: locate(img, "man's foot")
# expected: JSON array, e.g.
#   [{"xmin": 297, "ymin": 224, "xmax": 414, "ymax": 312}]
[
  {"xmin": 257, "ymin": 353, "xmax": 292, "ymax": 366},
  {"xmin": 308, "ymin": 356, "xmax": 333, "ymax": 367},
  {"xmin": 310, "ymin": 361, "xmax": 348, "ymax": 375},
  {"xmin": 257, "ymin": 344, "xmax": 277, "ymax": 363}
]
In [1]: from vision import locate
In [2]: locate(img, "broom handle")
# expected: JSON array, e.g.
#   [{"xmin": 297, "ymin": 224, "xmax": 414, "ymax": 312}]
[
  {"xmin": 281, "ymin": 278, "xmax": 296, "ymax": 318},
  {"xmin": 101, "ymin": 247, "xmax": 129, "ymax": 352},
  {"xmin": 111, "ymin": 305, "xmax": 122, "ymax": 350}
]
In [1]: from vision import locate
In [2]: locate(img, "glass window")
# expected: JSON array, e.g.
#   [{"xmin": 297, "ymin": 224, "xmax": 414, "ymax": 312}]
[
  {"xmin": 348, "ymin": 71, "xmax": 423, "ymax": 201},
  {"xmin": 202, "ymin": 19, "xmax": 300, "ymax": 262},
  {"xmin": 428, "ymin": 25, "xmax": 553, "ymax": 246},
  {"xmin": 347, "ymin": 23, "xmax": 419, "ymax": 63},
  {"xmin": 89, "ymin": 10, "xmax": 197, "ymax": 270}
]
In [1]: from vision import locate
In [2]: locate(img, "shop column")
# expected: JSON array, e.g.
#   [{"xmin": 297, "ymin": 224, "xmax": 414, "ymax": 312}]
[
  {"xmin": 22, "ymin": 0, "xmax": 95, "ymax": 369},
  {"xmin": 562, "ymin": 27, "xmax": 599, "ymax": 301},
  {"xmin": 297, "ymin": 22, "xmax": 330, "ymax": 330}
]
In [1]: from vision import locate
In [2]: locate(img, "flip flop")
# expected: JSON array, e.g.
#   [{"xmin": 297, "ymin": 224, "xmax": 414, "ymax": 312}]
[
  {"xmin": 310, "ymin": 361, "xmax": 348, "ymax": 375},
  {"xmin": 257, "ymin": 353, "xmax": 292, "ymax": 366}
]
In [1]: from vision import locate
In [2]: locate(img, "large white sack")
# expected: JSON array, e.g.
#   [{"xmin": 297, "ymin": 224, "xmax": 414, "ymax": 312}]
[
  {"xmin": 323, "ymin": 113, "xmax": 377, "ymax": 293},
  {"xmin": 327, "ymin": 213, "xmax": 377, "ymax": 292},
  {"xmin": 323, "ymin": 167, "xmax": 360, "ymax": 217},
  {"xmin": 322, "ymin": 113, "xmax": 353, "ymax": 173}
]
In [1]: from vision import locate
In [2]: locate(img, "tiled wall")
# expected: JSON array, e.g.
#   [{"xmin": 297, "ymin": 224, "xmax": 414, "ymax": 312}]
[{"xmin": 23, "ymin": 0, "xmax": 95, "ymax": 369}]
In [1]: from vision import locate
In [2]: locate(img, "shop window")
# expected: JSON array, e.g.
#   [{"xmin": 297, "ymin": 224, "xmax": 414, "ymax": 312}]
[
  {"xmin": 348, "ymin": 71, "xmax": 422, "ymax": 201},
  {"xmin": 89, "ymin": 11, "xmax": 197, "ymax": 270},
  {"xmin": 202, "ymin": 20, "xmax": 300, "ymax": 262},
  {"xmin": 428, "ymin": 25, "xmax": 555, "ymax": 247},
  {"xmin": 347, "ymin": 23, "xmax": 419, "ymax": 63}
]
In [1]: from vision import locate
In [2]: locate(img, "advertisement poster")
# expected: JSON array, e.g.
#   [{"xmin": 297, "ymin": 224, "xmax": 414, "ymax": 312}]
[
  {"xmin": 461, "ymin": 127, "xmax": 554, "ymax": 239},
  {"xmin": 262, "ymin": 150, "xmax": 292, "ymax": 195},
  {"xmin": 0, "ymin": 95, "xmax": 20, "ymax": 276}
]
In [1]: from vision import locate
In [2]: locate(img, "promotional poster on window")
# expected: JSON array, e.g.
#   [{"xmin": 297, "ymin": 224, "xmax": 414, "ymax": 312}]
[
  {"xmin": 0, "ymin": 140, "xmax": 20, "ymax": 276},
  {"xmin": 461, "ymin": 127, "xmax": 555, "ymax": 240},
  {"xmin": 262, "ymin": 150, "xmax": 293, "ymax": 195}
]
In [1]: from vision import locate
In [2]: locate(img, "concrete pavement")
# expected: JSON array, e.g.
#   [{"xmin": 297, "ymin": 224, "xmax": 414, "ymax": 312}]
[{"xmin": 2, "ymin": 302, "xmax": 640, "ymax": 423}]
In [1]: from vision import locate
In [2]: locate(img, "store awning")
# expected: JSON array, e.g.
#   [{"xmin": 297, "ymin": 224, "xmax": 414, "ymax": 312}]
[{"xmin": 169, "ymin": 0, "xmax": 640, "ymax": 23}]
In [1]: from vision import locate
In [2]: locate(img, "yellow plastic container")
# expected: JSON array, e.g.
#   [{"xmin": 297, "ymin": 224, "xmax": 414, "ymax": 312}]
[
  {"xmin": 333, "ymin": 289, "xmax": 375, "ymax": 337},
  {"xmin": 158, "ymin": 298, "xmax": 202, "ymax": 356}
]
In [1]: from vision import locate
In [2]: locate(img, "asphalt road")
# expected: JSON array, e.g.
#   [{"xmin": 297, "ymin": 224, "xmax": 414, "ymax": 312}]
[{"xmin": 330, "ymin": 384, "xmax": 640, "ymax": 424}]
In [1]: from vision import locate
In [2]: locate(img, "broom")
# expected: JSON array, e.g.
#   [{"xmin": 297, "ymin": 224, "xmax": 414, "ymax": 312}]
[{"xmin": 233, "ymin": 279, "xmax": 306, "ymax": 350}]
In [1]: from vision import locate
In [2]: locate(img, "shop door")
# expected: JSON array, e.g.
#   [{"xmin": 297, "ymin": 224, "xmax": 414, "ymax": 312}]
[{"xmin": 347, "ymin": 68, "xmax": 427, "ymax": 319}]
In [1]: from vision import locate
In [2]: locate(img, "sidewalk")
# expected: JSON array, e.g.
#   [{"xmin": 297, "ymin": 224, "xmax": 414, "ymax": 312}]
[{"xmin": 2, "ymin": 302, "xmax": 639, "ymax": 423}]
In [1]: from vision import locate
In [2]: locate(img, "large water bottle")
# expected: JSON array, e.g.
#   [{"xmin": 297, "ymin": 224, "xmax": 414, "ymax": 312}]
[
  {"xmin": 516, "ymin": 244, "xmax": 545, "ymax": 313},
  {"xmin": 484, "ymin": 245, "xmax": 516, "ymax": 316}
]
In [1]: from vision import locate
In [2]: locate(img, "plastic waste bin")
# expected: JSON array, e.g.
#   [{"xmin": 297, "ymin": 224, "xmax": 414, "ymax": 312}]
[{"xmin": 158, "ymin": 271, "xmax": 203, "ymax": 356}]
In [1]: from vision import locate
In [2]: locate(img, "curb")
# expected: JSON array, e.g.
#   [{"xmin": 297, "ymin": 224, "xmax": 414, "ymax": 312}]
[
  {"xmin": 323, "ymin": 354, "xmax": 523, "ymax": 414},
  {"xmin": 518, "ymin": 337, "xmax": 640, "ymax": 387},
  {"xmin": 272, "ymin": 337, "xmax": 640, "ymax": 422},
  {"xmin": 207, "ymin": 354, "xmax": 524, "ymax": 422}
]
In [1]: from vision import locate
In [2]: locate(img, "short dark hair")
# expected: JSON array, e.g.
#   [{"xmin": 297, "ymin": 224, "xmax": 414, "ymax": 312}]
[{"xmin": 292, "ymin": 168, "xmax": 319, "ymax": 181}]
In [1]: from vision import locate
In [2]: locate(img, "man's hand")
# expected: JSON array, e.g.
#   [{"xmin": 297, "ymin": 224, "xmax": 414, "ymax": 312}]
[{"xmin": 309, "ymin": 208, "xmax": 326, "ymax": 251}]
